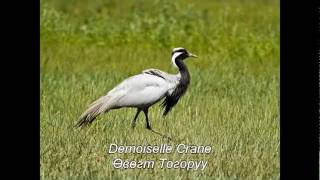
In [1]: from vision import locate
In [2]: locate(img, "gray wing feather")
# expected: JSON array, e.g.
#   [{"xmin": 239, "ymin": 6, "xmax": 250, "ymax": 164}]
[{"xmin": 75, "ymin": 95, "xmax": 113, "ymax": 127}]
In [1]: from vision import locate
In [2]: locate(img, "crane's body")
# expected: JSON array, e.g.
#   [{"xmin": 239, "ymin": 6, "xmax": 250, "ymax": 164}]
[
  {"xmin": 107, "ymin": 71, "xmax": 178, "ymax": 109},
  {"xmin": 75, "ymin": 47, "xmax": 197, "ymax": 131}
]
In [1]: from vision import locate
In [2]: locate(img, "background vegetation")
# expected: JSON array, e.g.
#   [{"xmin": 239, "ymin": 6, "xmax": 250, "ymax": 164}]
[{"xmin": 40, "ymin": 0, "xmax": 280, "ymax": 179}]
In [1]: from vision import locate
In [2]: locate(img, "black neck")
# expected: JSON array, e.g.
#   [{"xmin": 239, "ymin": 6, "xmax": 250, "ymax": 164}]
[
  {"xmin": 175, "ymin": 58, "xmax": 190, "ymax": 85},
  {"xmin": 161, "ymin": 57, "xmax": 191, "ymax": 116}
]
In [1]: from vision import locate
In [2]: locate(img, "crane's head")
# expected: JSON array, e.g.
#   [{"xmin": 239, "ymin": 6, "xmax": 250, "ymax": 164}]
[{"xmin": 171, "ymin": 47, "xmax": 198, "ymax": 68}]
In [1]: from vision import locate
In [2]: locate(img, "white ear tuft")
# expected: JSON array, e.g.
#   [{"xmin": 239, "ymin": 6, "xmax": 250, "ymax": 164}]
[{"xmin": 171, "ymin": 52, "xmax": 183, "ymax": 68}]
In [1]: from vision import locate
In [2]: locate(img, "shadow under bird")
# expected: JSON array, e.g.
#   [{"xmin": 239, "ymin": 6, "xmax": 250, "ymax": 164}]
[{"xmin": 75, "ymin": 47, "xmax": 198, "ymax": 135}]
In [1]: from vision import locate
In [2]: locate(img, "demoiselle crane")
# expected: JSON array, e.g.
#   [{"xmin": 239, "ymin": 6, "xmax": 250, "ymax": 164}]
[{"xmin": 75, "ymin": 47, "xmax": 197, "ymax": 135}]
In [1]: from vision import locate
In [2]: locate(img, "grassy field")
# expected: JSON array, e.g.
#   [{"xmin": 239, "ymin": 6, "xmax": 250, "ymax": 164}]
[{"xmin": 40, "ymin": 0, "xmax": 280, "ymax": 179}]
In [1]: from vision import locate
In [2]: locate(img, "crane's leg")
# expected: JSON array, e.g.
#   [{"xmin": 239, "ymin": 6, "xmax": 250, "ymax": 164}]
[
  {"xmin": 142, "ymin": 108, "xmax": 172, "ymax": 141},
  {"xmin": 131, "ymin": 108, "xmax": 141, "ymax": 129},
  {"xmin": 143, "ymin": 108, "xmax": 152, "ymax": 130}
]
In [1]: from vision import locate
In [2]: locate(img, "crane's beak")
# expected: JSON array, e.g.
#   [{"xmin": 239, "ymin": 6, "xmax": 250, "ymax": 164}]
[{"xmin": 188, "ymin": 53, "xmax": 198, "ymax": 58}]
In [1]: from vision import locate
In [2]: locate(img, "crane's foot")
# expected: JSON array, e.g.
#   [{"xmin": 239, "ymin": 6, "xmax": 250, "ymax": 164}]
[{"xmin": 146, "ymin": 127, "xmax": 172, "ymax": 141}]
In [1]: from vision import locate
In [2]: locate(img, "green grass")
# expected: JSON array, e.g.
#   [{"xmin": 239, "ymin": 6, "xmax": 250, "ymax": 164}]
[{"xmin": 40, "ymin": 0, "xmax": 280, "ymax": 179}]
